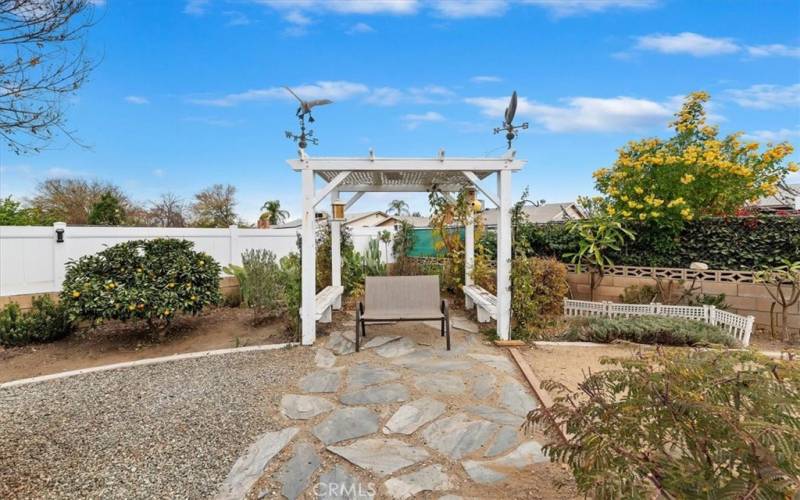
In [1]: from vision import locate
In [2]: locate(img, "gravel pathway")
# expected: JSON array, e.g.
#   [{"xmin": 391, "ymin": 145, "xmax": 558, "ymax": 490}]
[{"xmin": 0, "ymin": 347, "xmax": 314, "ymax": 500}]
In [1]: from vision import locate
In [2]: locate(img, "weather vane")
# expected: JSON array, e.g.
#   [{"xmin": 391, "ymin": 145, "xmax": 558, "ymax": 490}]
[
  {"xmin": 493, "ymin": 90, "xmax": 528, "ymax": 149},
  {"xmin": 283, "ymin": 86, "xmax": 333, "ymax": 150}
]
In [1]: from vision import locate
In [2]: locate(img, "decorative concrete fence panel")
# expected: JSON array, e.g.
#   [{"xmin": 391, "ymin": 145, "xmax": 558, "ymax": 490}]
[
  {"xmin": 0, "ymin": 224, "xmax": 394, "ymax": 297},
  {"xmin": 564, "ymin": 298, "xmax": 754, "ymax": 346}
]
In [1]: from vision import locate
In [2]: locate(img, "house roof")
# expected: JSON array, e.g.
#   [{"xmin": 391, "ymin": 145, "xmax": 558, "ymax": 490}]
[
  {"xmin": 756, "ymin": 183, "xmax": 799, "ymax": 209},
  {"xmin": 396, "ymin": 215, "xmax": 431, "ymax": 228},
  {"xmin": 482, "ymin": 202, "xmax": 585, "ymax": 226}
]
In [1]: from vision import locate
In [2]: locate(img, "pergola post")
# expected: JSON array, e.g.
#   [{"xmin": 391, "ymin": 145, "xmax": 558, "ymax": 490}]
[
  {"xmin": 496, "ymin": 169, "xmax": 512, "ymax": 340},
  {"xmin": 301, "ymin": 168, "xmax": 317, "ymax": 345},
  {"xmin": 464, "ymin": 217, "xmax": 475, "ymax": 309},
  {"xmin": 330, "ymin": 189, "xmax": 342, "ymax": 309}
]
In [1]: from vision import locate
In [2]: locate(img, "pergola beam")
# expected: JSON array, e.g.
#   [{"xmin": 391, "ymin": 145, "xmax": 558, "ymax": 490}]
[
  {"xmin": 336, "ymin": 184, "xmax": 464, "ymax": 193},
  {"xmin": 313, "ymin": 171, "xmax": 351, "ymax": 207},
  {"xmin": 344, "ymin": 192, "xmax": 364, "ymax": 210},
  {"xmin": 289, "ymin": 157, "xmax": 524, "ymax": 172}
]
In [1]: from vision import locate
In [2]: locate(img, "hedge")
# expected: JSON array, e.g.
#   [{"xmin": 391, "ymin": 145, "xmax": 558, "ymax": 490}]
[{"xmin": 498, "ymin": 215, "xmax": 800, "ymax": 271}]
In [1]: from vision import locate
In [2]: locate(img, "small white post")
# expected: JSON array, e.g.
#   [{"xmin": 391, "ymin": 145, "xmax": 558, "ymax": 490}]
[
  {"xmin": 53, "ymin": 222, "xmax": 68, "ymax": 291},
  {"xmin": 496, "ymin": 169, "xmax": 512, "ymax": 340},
  {"xmin": 331, "ymin": 189, "xmax": 342, "ymax": 309},
  {"xmin": 464, "ymin": 217, "xmax": 475, "ymax": 309},
  {"xmin": 301, "ymin": 169, "xmax": 317, "ymax": 345},
  {"xmin": 228, "ymin": 224, "xmax": 240, "ymax": 266}
]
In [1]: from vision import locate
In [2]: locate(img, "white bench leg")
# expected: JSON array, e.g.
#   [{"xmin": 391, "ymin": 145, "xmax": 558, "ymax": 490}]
[
  {"xmin": 465, "ymin": 296, "xmax": 474, "ymax": 310},
  {"xmin": 476, "ymin": 306, "xmax": 490, "ymax": 323},
  {"xmin": 320, "ymin": 306, "xmax": 332, "ymax": 323},
  {"xmin": 333, "ymin": 295, "xmax": 342, "ymax": 310}
]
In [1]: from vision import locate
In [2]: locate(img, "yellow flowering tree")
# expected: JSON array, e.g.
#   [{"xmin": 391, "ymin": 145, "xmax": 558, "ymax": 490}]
[{"xmin": 593, "ymin": 92, "xmax": 797, "ymax": 225}]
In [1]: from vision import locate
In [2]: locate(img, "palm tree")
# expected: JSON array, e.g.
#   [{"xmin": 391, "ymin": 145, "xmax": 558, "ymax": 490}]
[
  {"xmin": 260, "ymin": 200, "xmax": 290, "ymax": 226},
  {"xmin": 387, "ymin": 199, "xmax": 410, "ymax": 216}
]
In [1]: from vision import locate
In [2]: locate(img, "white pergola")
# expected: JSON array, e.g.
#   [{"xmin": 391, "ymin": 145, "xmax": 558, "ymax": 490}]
[{"xmin": 287, "ymin": 149, "xmax": 526, "ymax": 346}]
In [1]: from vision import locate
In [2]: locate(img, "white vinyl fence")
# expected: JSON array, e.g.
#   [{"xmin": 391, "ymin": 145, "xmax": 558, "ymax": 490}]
[
  {"xmin": 563, "ymin": 298, "xmax": 754, "ymax": 347},
  {"xmin": 0, "ymin": 224, "xmax": 394, "ymax": 296}
]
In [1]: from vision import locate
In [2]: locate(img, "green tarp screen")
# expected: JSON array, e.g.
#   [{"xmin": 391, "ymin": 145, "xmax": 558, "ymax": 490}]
[{"xmin": 407, "ymin": 228, "xmax": 465, "ymax": 257}]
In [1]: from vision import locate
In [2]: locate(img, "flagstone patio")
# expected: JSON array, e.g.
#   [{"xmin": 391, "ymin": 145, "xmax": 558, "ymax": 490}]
[{"xmin": 219, "ymin": 319, "xmax": 550, "ymax": 500}]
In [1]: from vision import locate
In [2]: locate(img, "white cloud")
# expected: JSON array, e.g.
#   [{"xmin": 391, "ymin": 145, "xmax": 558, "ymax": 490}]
[
  {"xmin": 402, "ymin": 111, "xmax": 445, "ymax": 129},
  {"xmin": 519, "ymin": 0, "xmax": 657, "ymax": 17},
  {"xmin": 471, "ymin": 75, "xmax": 503, "ymax": 83},
  {"xmin": 284, "ymin": 10, "xmax": 312, "ymax": 25},
  {"xmin": 259, "ymin": 0, "xmax": 419, "ymax": 15},
  {"xmin": 466, "ymin": 94, "xmax": 674, "ymax": 132},
  {"xmin": 746, "ymin": 44, "xmax": 800, "ymax": 59},
  {"xmin": 726, "ymin": 83, "xmax": 800, "ymax": 110},
  {"xmin": 89, "ymin": 0, "xmax": 106, "ymax": 6},
  {"xmin": 183, "ymin": 117, "xmax": 240, "ymax": 127},
  {"xmin": 152, "ymin": 169, "xmax": 166, "ymax": 178},
  {"xmin": 635, "ymin": 32, "xmax": 739, "ymax": 57},
  {"xmin": 189, "ymin": 81, "xmax": 370, "ymax": 107},
  {"xmin": 124, "ymin": 95, "xmax": 150, "ymax": 105},
  {"xmin": 346, "ymin": 22, "xmax": 375, "ymax": 34},
  {"xmin": 364, "ymin": 87, "xmax": 405, "ymax": 106},
  {"xmin": 184, "ymin": 0, "xmax": 210, "ymax": 16},
  {"xmin": 46, "ymin": 167, "xmax": 86, "ymax": 178},
  {"xmin": 742, "ymin": 128, "xmax": 800, "ymax": 143},
  {"xmin": 432, "ymin": 0, "xmax": 508, "ymax": 18},
  {"xmin": 224, "ymin": 11, "xmax": 252, "ymax": 26}
]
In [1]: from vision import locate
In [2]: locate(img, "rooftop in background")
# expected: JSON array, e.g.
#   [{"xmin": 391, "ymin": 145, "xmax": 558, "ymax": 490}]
[
  {"xmin": 274, "ymin": 210, "xmax": 402, "ymax": 229},
  {"xmin": 482, "ymin": 202, "xmax": 585, "ymax": 227},
  {"xmin": 756, "ymin": 183, "xmax": 800, "ymax": 211}
]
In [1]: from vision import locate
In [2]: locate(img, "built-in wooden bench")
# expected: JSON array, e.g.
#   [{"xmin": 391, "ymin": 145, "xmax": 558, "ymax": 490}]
[
  {"xmin": 313, "ymin": 285, "xmax": 344, "ymax": 323},
  {"xmin": 462, "ymin": 284, "xmax": 497, "ymax": 323}
]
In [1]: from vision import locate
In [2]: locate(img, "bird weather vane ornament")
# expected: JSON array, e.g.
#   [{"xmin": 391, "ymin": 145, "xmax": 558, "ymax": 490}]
[
  {"xmin": 493, "ymin": 90, "xmax": 528, "ymax": 149},
  {"xmin": 283, "ymin": 86, "xmax": 333, "ymax": 150}
]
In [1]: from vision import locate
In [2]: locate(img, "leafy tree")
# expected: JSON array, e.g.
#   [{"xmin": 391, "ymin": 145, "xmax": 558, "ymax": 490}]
[
  {"xmin": 61, "ymin": 239, "xmax": 221, "ymax": 336},
  {"xmin": 593, "ymin": 92, "xmax": 797, "ymax": 226},
  {"xmin": 30, "ymin": 178, "xmax": 130, "ymax": 224},
  {"xmin": 260, "ymin": 199, "xmax": 289, "ymax": 226},
  {"xmin": 755, "ymin": 260, "xmax": 800, "ymax": 342},
  {"xmin": 528, "ymin": 349, "xmax": 800, "ymax": 499},
  {"xmin": 0, "ymin": 196, "xmax": 53, "ymax": 225},
  {"xmin": 1, "ymin": 0, "xmax": 97, "ymax": 154},
  {"xmin": 392, "ymin": 219, "xmax": 417, "ymax": 274},
  {"xmin": 378, "ymin": 230, "xmax": 392, "ymax": 265},
  {"xmin": 191, "ymin": 183, "xmax": 238, "ymax": 227},
  {"xmin": 387, "ymin": 199, "xmax": 410, "ymax": 216},
  {"xmin": 87, "ymin": 191, "xmax": 125, "ymax": 225},
  {"xmin": 148, "ymin": 192, "xmax": 187, "ymax": 227}
]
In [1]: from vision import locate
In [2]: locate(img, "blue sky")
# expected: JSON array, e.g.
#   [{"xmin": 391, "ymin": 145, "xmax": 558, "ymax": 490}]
[{"xmin": 1, "ymin": 0, "xmax": 799, "ymax": 222}]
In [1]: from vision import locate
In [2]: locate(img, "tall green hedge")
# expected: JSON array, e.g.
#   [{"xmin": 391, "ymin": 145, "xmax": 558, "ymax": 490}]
[{"xmin": 487, "ymin": 215, "xmax": 800, "ymax": 270}]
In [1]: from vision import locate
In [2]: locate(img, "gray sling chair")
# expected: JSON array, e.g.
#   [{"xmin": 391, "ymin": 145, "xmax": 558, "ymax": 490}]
[{"xmin": 355, "ymin": 275, "xmax": 451, "ymax": 352}]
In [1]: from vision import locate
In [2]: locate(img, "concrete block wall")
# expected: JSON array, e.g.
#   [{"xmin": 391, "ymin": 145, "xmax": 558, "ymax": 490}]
[{"xmin": 566, "ymin": 270, "xmax": 799, "ymax": 336}]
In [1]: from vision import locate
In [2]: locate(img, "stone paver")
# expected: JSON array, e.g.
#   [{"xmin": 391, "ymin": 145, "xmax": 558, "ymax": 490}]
[
  {"xmin": 422, "ymin": 413, "xmax": 498, "ymax": 459},
  {"xmin": 340, "ymin": 383, "xmax": 409, "ymax": 405},
  {"xmin": 383, "ymin": 398, "xmax": 446, "ymax": 435},
  {"xmin": 468, "ymin": 353, "xmax": 516, "ymax": 374},
  {"xmin": 499, "ymin": 379, "xmax": 539, "ymax": 417},
  {"xmin": 347, "ymin": 363, "xmax": 401, "ymax": 389},
  {"xmin": 327, "ymin": 438, "xmax": 430, "ymax": 477},
  {"xmin": 375, "ymin": 337, "xmax": 418, "ymax": 358},
  {"xmin": 471, "ymin": 373, "xmax": 497, "ymax": 399},
  {"xmin": 383, "ymin": 464, "xmax": 453, "ymax": 499},
  {"xmin": 462, "ymin": 441, "xmax": 548, "ymax": 484},
  {"xmin": 313, "ymin": 407, "xmax": 380, "ymax": 445},
  {"xmin": 465, "ymin": 404, "xmax": 524, "ymax": 426},
  {"xmin": 278, "ymin": 442, "xmax": 321, "ymax": 500},
  {"xmin": 396, "ymin": 358, "xmax": 473, "ymax": 374},
  {"xmin": 298, "ymin": 368, "xmax": 343, "ymax": 393},
  {"xmin": 327, "ymin": 331, "xmax": 356, "ymax": 355},
  {"xmin": 316, "ymin": 465, "xmax": 375, "ymax": 500},
  {"xmin": 415, "ymin": 374, "xmax": 465, "ymax": 395},
  {"xmin": 484, "ymin": 426, "xmax": 520, "ymax": 457},
  {"xmin": 315, "ymin": 348, "xmax": 337, "ymax": 368},
  {"xmin": 280, "ymin": 394, "xmax": 335, "ymax": 420},
  {"xmin": 217, "ymin": 427, "xmax": 298, "ymax": 499},
  {"xmin": 362, "ymin": 335, "xmax": 401, "ymax": 349}
]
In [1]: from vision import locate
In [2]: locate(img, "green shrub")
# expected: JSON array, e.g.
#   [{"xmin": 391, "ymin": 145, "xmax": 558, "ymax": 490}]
[
  {"xmin": 562, "ymin": 316, "xmax": 736, "ymax": 347},
  {"xmin": 0, "ymin": 296, "xmax": 73, "ymax": 346},
  {"xmin": 61, "ymin": 239, "xmax": 221, "ymax": 335},
  {"xmin": 279, "ymin": 253, "xmax": 302, "ymax": 337},
  {"xmin": 225, "ymin": 250, "xmax": 286, "ymax": 321},
  {"xmin": 528, "ymin": 349, "xmax": 800, "ymax": 498},
  {"xmin": 511, "ymin": 257, "xmax": 569, "ymax": 338}
]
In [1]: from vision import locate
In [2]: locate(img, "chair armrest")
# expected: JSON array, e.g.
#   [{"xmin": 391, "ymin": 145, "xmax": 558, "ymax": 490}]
[{"xmin": 358, "ymin": 302, "xmax": 365, "ymax": 315}]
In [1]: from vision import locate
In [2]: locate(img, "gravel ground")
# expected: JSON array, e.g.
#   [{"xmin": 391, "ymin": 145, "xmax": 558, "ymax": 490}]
[{"xmin": 0, "ymin": 346, "xmax": 313, "ymax": 499}]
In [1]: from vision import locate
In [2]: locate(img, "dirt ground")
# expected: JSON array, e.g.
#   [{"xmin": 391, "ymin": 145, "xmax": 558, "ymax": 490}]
[
  {"xmin": 521, "ymin": 343, "xmax": 649, "ymax": 392},
  {"xmin": 0, "ymin": 307, "xmax": 296, "ymax": 383}
]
